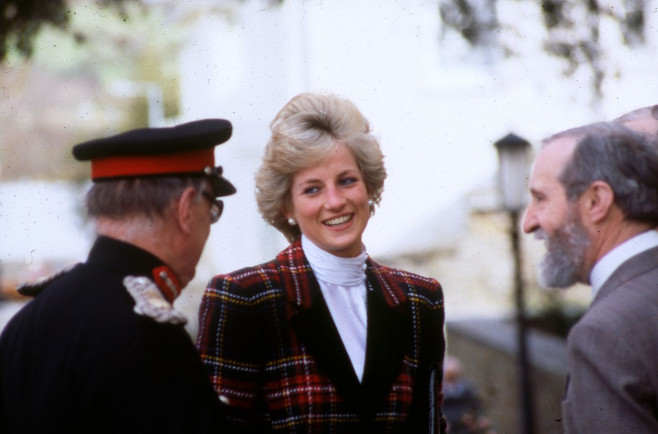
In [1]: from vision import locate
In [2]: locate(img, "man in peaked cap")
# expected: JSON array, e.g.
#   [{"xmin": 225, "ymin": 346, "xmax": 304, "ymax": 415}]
[{"xmin": 0, "ymin": 119, "xmax": 235, "ymax": 433}]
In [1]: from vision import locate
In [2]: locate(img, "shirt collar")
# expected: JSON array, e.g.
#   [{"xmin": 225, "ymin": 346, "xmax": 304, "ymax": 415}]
[
  {"xmin": 590, "ymin": 230, "xmax": 658, "ymax": 298},
  {"xmin": 301, "ymin": 234, "xmax": 367, "ymax": 287}
]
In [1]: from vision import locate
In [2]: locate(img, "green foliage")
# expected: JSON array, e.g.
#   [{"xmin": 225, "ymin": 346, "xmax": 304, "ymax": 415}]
[
  {"xmin": 439, "ymin": 0, "xmax": 498, "ymax": 46},
  {"xmin": 0, "ymin": 1, "xmax": 185, "ymax": 181},
  {"xmin": 0, "ymin": 0, "xmax": 133, "ymax": 63},
  {"xmin": 439, "ymin": 0, "xmax": 646, "ymax": 99}
]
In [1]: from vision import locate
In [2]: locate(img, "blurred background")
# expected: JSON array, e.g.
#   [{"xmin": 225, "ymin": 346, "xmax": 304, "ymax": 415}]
[{"xmin": 1, "ymin": 1, "xmax": 656, "ymax": 432}]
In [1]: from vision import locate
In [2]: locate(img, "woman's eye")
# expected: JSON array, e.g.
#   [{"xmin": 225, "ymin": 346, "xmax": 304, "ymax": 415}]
[
  {"xmin": 340, "ymin": 177, "xmax": 357, "ymax": 186},
  {"xmin": 303, "ymin": 186, "xmax": 320, "ymax": 195}
]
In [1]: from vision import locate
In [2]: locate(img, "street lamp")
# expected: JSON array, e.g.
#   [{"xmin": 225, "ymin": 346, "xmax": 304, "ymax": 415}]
[
  {"xmin": 494, "ymin": 133, "xmax": 534, "ymax": 434},
  {"xmin": 494, "ymin": 133, "xmax": 530, "ymax": 212}
]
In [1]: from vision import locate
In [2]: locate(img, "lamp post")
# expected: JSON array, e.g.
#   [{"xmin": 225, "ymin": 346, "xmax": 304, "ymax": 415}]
[{"xmin": 494, "ymin": 133, "xmax": 534, "ymax": 434}]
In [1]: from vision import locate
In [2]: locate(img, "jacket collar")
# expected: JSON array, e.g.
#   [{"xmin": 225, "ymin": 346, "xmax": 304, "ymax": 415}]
[
  {"xmin": 279, "ymin": 238, "xmax": 408, "ymax": 311},
  {"xmin": 282, "ymin": 238, "xmax": 411, "ymax": 413},
  {"xmin": 87, "ymin": 236, "xmax": 182, "ymax": 303},
  {"xmin": 594, "ymin": 245, "xmax": 658, "ymax": 305}
]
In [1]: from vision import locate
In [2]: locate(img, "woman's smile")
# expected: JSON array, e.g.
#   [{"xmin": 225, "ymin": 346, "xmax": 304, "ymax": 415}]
[{"xmin": 323, "ymin": 213, "xmax": 353, "ymax": 226}]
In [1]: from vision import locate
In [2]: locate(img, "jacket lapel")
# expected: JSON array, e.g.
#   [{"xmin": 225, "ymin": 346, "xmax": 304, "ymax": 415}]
[
  {"xmin": 284, "ymin": 241, "xmax": 362, "ymax": 398},
  {"xmin": 289, "ymin": 290, "xmax": 362, "ymax": 396},
  {"xmin": 361, "ymin": 265, "xmax": 411, "ymax": 414},
  {"xmin": 284, "ymin": 242, "xmax": 412, "ymax": 412},
  {"xmin": 594, "ymin": 245, "xmax": 658, "ymax": 305}
]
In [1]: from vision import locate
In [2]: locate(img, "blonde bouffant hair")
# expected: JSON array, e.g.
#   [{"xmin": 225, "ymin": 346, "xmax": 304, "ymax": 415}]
[{"xmin": 255, "ymin": 92, "xmax": 387, "ymax": 242}]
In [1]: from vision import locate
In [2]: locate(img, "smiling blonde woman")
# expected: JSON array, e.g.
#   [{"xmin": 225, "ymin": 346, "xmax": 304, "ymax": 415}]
[{"xmin": 196, "ymin": 92, "xmax": 448, "ymax": 433}]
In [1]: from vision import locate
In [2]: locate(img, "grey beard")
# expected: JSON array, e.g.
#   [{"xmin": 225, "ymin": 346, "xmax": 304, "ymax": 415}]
[{"xmin": 536, "ymin": 218, "xmax": 590, "ymax": 289}]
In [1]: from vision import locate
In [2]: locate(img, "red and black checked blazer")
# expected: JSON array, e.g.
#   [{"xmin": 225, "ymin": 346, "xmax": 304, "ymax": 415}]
[{"xmin": 196, "ymin": 239, "xmax": 447, "ymax": 433}]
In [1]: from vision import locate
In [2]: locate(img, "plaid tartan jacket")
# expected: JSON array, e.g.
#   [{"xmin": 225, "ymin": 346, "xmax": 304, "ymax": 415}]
[{"xmin": 197, "ymin": 239, "xmax": 447, "ymax": 433}]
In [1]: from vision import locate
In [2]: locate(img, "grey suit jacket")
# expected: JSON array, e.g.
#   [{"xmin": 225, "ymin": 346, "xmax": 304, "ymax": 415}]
[{"xmin": 562, "ymin": 245, "xmax": 658, "ymax": 433}]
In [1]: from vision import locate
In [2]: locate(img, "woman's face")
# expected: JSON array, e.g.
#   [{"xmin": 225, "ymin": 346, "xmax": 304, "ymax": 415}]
[{"xmin": 287, "ymin": 143, "xmax": 370, "ymax": 258}]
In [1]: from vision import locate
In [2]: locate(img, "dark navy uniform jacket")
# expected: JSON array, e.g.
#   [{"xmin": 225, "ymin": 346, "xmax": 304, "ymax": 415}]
[{"xmin": 0, "ymin": 236, "xmax": 225, "ymax": 433}]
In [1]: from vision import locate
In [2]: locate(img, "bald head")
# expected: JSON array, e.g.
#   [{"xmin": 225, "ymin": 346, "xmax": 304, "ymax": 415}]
[{"xmin": 614, "ymin": 104, "xmax": 658, "ymax": 138}]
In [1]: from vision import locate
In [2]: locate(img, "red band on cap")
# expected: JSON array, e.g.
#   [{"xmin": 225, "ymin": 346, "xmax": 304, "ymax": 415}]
[{"xmin": 91, "ymin": 148, "xmax": 215, "ymax": 179}]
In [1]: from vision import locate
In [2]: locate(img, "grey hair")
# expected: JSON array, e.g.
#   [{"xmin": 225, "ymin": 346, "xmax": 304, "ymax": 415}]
[
  {"xmin": 556, "ymin": 122, "xmax": 658, "ymax": 224},
  {"xmin": 255, "ymin": 92, "xmax": 387, "ymax": 242},
  {"xmin": 541, "ymin": 121, "xmax": 618, "ymax": 146},
  {"xmin": 85, "ymin": 176, "xmax": 206, "ymax": 220},
  {"xmin": 613, "ymin": 104, "xmax": 658, "ymax": 123}
]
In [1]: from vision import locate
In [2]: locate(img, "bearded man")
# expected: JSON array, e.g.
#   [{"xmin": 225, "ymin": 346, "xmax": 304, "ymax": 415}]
[{"xmin": 523, "ymin": 122, "xmax": 658, "ymax": 433}]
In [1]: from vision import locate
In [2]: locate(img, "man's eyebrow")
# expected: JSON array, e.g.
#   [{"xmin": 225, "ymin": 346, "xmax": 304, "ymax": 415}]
[{"xmin": 529, "ymin": 188, "xmax": 544, "ymax": 198}]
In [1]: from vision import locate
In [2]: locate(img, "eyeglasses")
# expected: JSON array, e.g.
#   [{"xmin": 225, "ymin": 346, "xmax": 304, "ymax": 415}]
[{"xmin": 201, "ymin": 191, "xmax": 224, "ymax": 224}]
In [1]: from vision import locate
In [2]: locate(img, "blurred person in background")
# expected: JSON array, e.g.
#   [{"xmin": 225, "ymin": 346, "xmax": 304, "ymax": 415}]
[
  {"xmin": 523, "ymin": 122, "xmax": 658, "ymax": 433},
  {"xmin": 196, "ymin": 92, "xmax": 447, "ymax": 433},
  {"xmin": 442, "ymin": 356, "xmax": 495, "ymax": 434},
  {"xmin": 0, "ymin": 120, "xmax": 236, "ymax": 433}
]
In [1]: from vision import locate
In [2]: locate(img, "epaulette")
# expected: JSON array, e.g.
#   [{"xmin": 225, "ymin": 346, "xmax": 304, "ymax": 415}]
[
  {"xmin": 123, "ymin": 275, "xmax": 187, "ymax": 325},
  {"xmin": 15, "ymin": 263, "xmax": 79, "ymax": 297}
]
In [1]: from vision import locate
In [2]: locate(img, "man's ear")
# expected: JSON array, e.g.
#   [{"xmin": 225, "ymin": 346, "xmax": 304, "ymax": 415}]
[
  {"xmin": 174, "ymin": 187, "xmax": 198, "ymax": 234},
  {"xmin": 581, "ymin": 181, "xmax": 615, "ymax": 224}
]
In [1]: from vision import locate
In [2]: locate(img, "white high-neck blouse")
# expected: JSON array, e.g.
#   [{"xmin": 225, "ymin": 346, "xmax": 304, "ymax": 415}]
[{"xmin": 301, "ymin": 234, "xmax": 368, "ymax": 382}]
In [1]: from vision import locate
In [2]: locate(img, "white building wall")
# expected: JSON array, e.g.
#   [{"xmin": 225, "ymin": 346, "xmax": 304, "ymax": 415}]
[
  {"xmin": 176, "ymin": 0, "xmax": 657, "ymax": 276},
  {"xmin": 3, "ymin": 0, "xmax": 656, "ymax": 296}
]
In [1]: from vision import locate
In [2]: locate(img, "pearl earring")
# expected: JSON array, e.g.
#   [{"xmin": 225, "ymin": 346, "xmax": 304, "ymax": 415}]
[
  {"xmin": 288, "ymin": 217, "xmax": 297, "ymax": 226},
  {"xmin": 368, "ymin": 199, "xmax": 374, "ymax": 208}
]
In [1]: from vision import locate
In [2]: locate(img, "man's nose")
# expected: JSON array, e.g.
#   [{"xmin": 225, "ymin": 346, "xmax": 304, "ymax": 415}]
[{"xmin": 522, "ymin": 205, "xmax": 538, "ymax": 234}]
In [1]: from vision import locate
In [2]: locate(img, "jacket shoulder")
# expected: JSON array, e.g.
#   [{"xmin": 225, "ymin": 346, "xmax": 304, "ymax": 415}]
[
  {"xmin": 370, "ymin": 261, "xmax": 441, "ymax": 289},
  {"xmin": 207, "ymin": 256, "xmax": 285, "ymax": 294},
  {"xmin": 368, "ymin": 260, "xmax": 444, "ymax": 309},
  {"xmin": 15, "ymin": 263, "xmax": 80, "ymax": 297},
  {"xmin": 209, "ymin": 243, "xmax": 305, "ymax": 287}
]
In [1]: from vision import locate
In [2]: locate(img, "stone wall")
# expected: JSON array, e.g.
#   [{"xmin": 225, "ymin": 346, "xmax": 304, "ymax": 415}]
[{"xmin": 447, "ymin": 318, "xmax": 566, "ymax": 434}]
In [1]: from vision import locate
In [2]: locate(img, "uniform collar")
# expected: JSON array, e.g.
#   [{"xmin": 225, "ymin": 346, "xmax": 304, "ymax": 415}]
[{"xmin": 87, "ymin": 236, "xmax": 182, "ymax": 303}]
